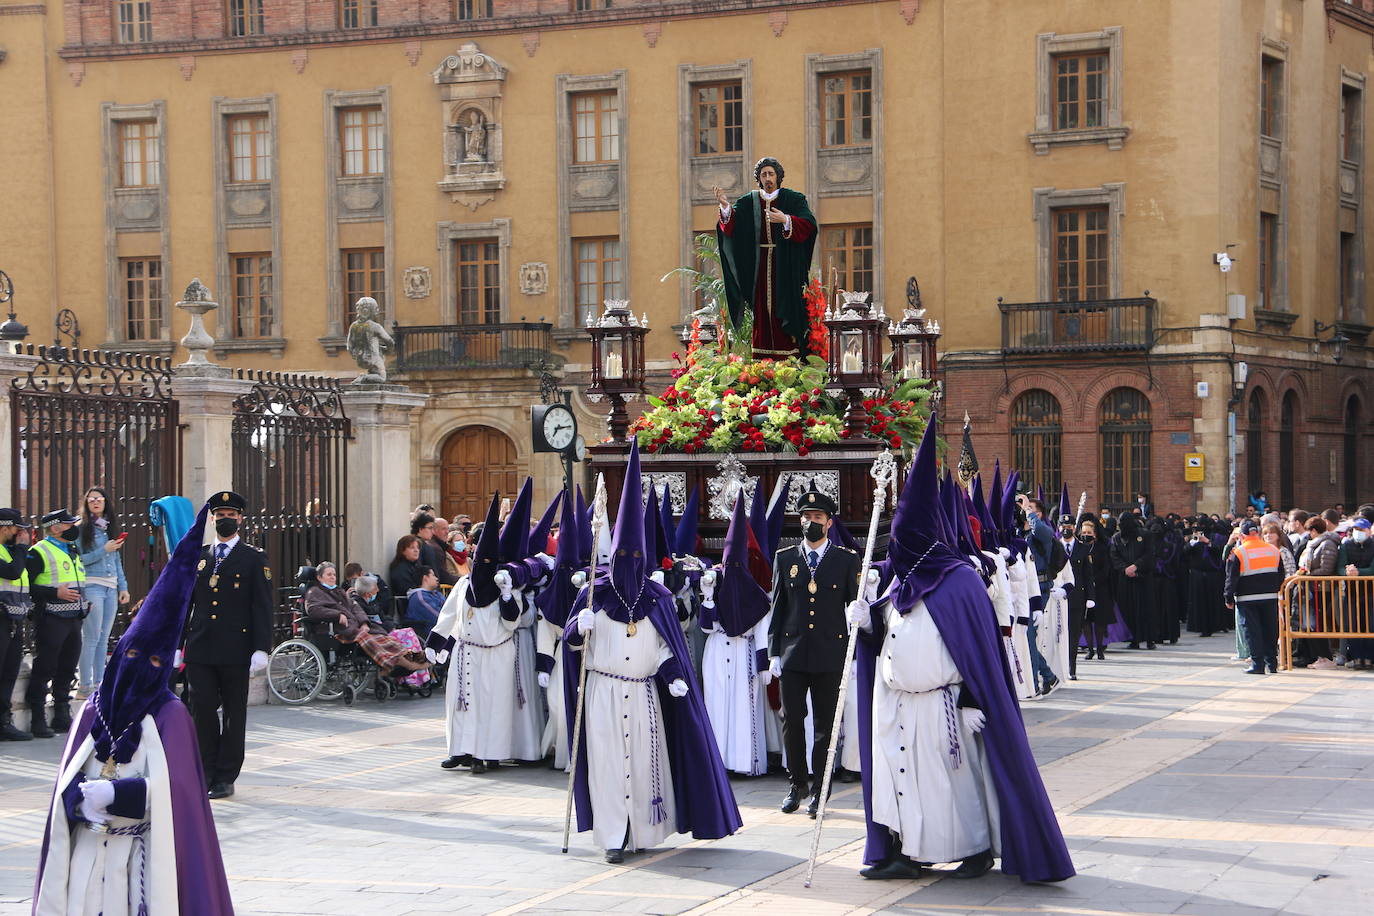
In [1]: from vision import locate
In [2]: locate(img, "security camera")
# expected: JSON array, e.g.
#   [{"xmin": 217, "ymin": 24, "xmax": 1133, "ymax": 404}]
[{"xmin": 1214, "ymin": 253, "xmax": 1233, "ymax": 273}]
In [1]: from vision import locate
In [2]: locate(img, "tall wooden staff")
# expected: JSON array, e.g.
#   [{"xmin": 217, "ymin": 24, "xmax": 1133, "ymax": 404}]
[
  {"xmin": 562, "ymin": 474, "xmax": 607, "ymax": 854},
  {"xmin": 804, "ymin": 449, "xmax": 898, "ymax": 888}
]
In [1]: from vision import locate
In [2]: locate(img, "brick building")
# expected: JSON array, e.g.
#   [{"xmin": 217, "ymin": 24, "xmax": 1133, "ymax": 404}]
[{"xmin": 0, "ymin": 0, "xmax": 1370, "ymax": 517}]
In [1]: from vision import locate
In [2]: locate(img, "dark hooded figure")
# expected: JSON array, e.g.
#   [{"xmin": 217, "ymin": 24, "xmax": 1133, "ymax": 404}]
[
  {"xmin": 563, "ymin": 442, "xmax": 741, "ymax": 863},
  {"xmin": 1111, "ymin": 513, "xmax": 1155, "ymax": 649},
  {"xmin": 851, "ymin": 414, "xmax": 1075, "ymax": 883},
  {"xmin": 34, "ymin": 500, "xmax": 235, "ymax": 915},
  {"xmin": 1184, "ymin": 517, "xmax": 1224, "ymax": 636},
  {"xmin": 534, "ymin": 486, "xmax": 586, "ymax": 771}
]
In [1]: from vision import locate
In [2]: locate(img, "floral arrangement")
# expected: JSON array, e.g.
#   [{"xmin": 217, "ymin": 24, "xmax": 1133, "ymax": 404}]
[{"xmin": 629, "ymin": 336, "xmax": 934, "ymax": 456}]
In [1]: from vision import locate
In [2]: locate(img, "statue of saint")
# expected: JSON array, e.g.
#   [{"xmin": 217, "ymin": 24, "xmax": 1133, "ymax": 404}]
[
  {"xmin": 715, "ymin": 157, "xmax": 818, "ymax": 358},
  {"xmin": 347, "ymin": 297, "xmax": 393, "ymax": 383},
  {"xmin": 463, "ymin": 109, "xmax": 487, "ymax": 162}
]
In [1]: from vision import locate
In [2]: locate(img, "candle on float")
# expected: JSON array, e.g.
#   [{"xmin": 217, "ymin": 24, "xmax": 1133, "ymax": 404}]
[
  {"xmin": 841, "ymin": 350, "xmax": 862, "ymax": 373},
  {"xmin": 604, "ymin": 350, "xmax": 624, "ymax": 379}
]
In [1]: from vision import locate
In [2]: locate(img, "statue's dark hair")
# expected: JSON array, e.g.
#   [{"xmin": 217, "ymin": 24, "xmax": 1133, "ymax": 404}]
[{"xmin": 754, "ymin": 157, "xmax": 785, "ymax": 187}]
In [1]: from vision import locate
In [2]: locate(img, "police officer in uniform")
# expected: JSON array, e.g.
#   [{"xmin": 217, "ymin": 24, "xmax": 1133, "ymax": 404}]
[
  {"xmin": 24, "ymin": 509, "xmax": 86, "ymax": 738},
  {"xmin": 0, "ymin": 508, "xmax": 34, "ymax": 741},
  {"xmin": 182, "ymin": 490, "xmax": 273, "ymax": 799},
  {"xmin": 767, "ymin": 483, "xmax": 861, "ymax": 818}
]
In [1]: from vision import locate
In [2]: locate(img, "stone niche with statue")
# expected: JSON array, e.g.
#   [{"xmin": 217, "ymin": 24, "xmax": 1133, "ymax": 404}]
[{"xmin": 433, "ymin": 42, "xmax": 506, "ymax": 208}]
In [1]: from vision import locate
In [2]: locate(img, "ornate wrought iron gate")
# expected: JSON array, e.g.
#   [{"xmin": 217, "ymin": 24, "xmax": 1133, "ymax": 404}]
[
  {"xmin": 10, "ymin": 346, "xmax": 181, "ymax": 618},
  {"xmin": 230, "ymin": 371, "xmax": 349, "ymax": 641}
]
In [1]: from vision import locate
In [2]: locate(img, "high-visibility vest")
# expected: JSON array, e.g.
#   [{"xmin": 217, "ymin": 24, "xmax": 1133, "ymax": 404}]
[
  {"xmin": 1232, "ymin": 535, "xmax": 1281, "ymax": 603},
  {"xmin": 32, "ymin": 538, "xmax": 84, "ymax": 588},
  {"xmin": 0, "ymin": 543, "xmax": 29, "ymax": 590},
  {"xmin": 0, "ymin": 542, "xmax": 31, "ymax": 619}
]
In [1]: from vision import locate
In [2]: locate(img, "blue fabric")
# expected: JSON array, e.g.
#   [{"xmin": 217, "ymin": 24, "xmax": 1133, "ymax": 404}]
[
  {"xmin": 79, "ymin": 584, "xmax": 119, "ymax": 687},
  {"xmin": 149, "ymin": 495, "xmax": 195, "ymax": 554},
  {"xmin": 562, "ymin": 587, "xmax": 742, "ymax": 841},
  {"xmin": 499, "ymin": 478, "xmax": 533, "ymax": 563},
  {"xmin": 764, "ymin": 476, "xmax": 792, "ymax": 557},
  {"xmin": 535, "ymin": 486, "xmax": 588, "ymax": 630},
  {"xmin": 405, "ymin": 588, "xmax": 444, "ymax": 625},
  {"xmin": 78, "ymin": 527, "xmax": 128, "ymax": 591}
]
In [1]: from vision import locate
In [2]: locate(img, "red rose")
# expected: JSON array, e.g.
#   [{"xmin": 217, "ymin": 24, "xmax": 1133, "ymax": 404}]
[
  {"xmin": 661, "ymin": 557, "xmax": 673, "ymax": 570},
  {"xmin": 889, "ymin": 435, "xmax": 901, "ymax": 448},
  {"xmin": 798, "ymin": 446, "xmax": 810, "ymax": 456}
]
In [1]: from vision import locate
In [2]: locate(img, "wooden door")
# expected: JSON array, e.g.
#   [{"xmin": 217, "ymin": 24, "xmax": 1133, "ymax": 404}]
[{"xmin": 441, "ymin": 425, "xmax": 520, "ymax": 522}]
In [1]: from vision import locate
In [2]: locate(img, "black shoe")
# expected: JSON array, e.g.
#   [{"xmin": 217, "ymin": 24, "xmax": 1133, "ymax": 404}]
[
  {"xmin": 860, "ymin": 854, "xmax": 924, "ymax": 880},
  {"xmin": 836, "ymin": 768, "xmax": 859, "ymax": 784},
  {"xmin": 952, "ymin": 849, "xmax": 995, "ymax": 879},
  {"xmin": 207, "ymin": 782, "xmax": 234, "ymax": 799},
  {"xmin": 1096, "ymin": 649, "xmax": 1106, "ymax": 660},
  {"xmin": 0, "ymin": 714, "xmax": 31, "ymax": 741},
  {"xmin": 780, "ymin": 784, "xmax": 806, "ymax": 814},
  {"xmin": 440, "ymin": 755, "xmax": 469, "ymax": 769},
  {"xmin": 471, "ymin": 759, "xmax": 487, "ymax": 774},
  {"xmin": 1146, "ymin": 642, "xmax": 1157, "ymax": 650},
  {"xmin": 484, "ymin": 760, "xmax": 501, "ymax": 769},
  {"xmin": 604, "ymin": 848, "xmax": 624, "ymax": 864},
  {"xmin": 29, "ymin": 708, "xmax": 53, "ymax": 739},
  {"xmin": 1127, "ymin": 642, "xmax": 1140, "ymax": 650},
  {"xmin": 807, "ymin": 793, "xmax": 820, "ymax": 819},
  {"xmin": 1244, "ymin": 665, "xmax": 1265, "ymax": 675},
  {"xmin": 1039, "ymin": 676, "xmax": 1060, "ymax": 697},
  {"xmin": 1069, "ymin": 674, "xmax": 1078, "ymax": 681},
  {"xmin": 49, "ymin": 704, "xmax": 72, "ymax": 733},
  {"xmin": 1267, "ymin": 660, "xmax": 1278, "ymax": 674}
]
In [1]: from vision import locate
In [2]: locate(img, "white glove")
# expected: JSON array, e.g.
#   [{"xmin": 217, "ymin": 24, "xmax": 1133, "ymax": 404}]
[
  {"xmin": 650, "ymin": 570, "xmax": 665, "ymax": 586},
  {"xmin": 79, "ymin": 779, "xmax": 115, "ymax": 825},
  {"xmin": 536, "ymin": 552, "xmax": 557, "ymax": 571},
  {"xmin": 768, "ymin": 657, "xmax": 782, "ymax": 679},
  {"xmin": 495, "ymin": 569, "xmax": 514, "ymax": 600},
  {"xmin": 1086, "ymin": 599, "xmax": 1096, "ymax": 609},
  {"xmin": 845, "ymin": 598, "xmax": 871, "ymax": 629},
  {"xmin": 425, "ymin": 647, "xmax": 437, "ymax": 664},
  {"xmin": 537, "ymin": 671, "xmax": 550, "ymax": 689},
  {"xmin": 667, "ymin": 678, "xmax": 689, "ymax": 698},
  {"xmin": 1050, "ymin": 586, "xmax": 1066, "ymax": 602},
  {"xmin": 701, "ymin": 569, "xmax": 717, "ymax": 588},
  {"xmin": 577, "ymin": 607, "xmax": 595, "ymax": 634},
  {"xmin": 759, "ymin": 667, "xmax": 774, "ymax": 686},
  {"xmin": 865, "ymin": 569, "xmax": 880, "ymax": 586},
  {"xmin": 1031, "ymin": 610, "xmax": 1044, "ymax": 626},
  {"xmin": 249, "ymin": 650, "xmax": 269, "ymax": 674},
  {"xmin": 963, "ymin": 708, "xmax": 987, "ymax": 734},
  {"xmin": 571, "ymin": 571, "xmax": 588, "ymax": 589},
  {"xmin": 436, "ymin": 649, "xmax": 450, "ymax": 666},
  {"xmin": 173, "ymin": 649, "xmax": 183, "ymax": 669}
]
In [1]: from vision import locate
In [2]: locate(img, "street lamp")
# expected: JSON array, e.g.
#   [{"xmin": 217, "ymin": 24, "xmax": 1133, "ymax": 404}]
[
  {"xmin": 586, "ymin": 299, "xmax": 648, "ymax": 442},
  {"xmin": 1314, "ymin": 320, "xmax": 1350, "ymax": 365},
  {"xmin": 0, "ymin": 270, "xmax": 28, "ymax": 346},
  {"xmin": 824, "ymin": 290, "xmax": 884, "ymax": 438}
]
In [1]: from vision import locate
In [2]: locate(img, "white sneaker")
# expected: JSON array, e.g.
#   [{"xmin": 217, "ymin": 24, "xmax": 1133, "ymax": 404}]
[{"xmin": 1310, "ymin": 658, "xmax": 1338, "ymax": 670}]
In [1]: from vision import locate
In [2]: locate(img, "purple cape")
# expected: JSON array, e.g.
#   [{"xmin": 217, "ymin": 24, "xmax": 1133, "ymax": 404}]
[
  {"xmin": 855, "ymin": 561, "xmax": 1075, "ymax": 883},
  {"xmin": 562, "ymin": 582, "xmax": 742, "ymax": 841},
  {"xmin": 36, "ymin": 700, "xmax": 234, "ymax": 914}
]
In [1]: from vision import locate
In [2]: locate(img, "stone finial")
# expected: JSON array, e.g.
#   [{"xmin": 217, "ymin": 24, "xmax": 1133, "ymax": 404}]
[{"xmin": 176, "ymin": 278, "xmax": 219, "ymax": 368}]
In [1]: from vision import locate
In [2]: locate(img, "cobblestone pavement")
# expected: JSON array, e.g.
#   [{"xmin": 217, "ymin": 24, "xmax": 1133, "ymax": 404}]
[{"xmin": 2, "ymin": 638, "xmax": 1372, "ymax": 915}]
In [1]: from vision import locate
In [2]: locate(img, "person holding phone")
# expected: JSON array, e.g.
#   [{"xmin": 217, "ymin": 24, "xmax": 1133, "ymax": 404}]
[{"xmin": 77, "ymin": 486, "xmax": 129, "ymax": 698}]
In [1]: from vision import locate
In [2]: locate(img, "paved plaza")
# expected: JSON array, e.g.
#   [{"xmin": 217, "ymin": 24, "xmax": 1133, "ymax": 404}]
[{"xmin": 2, "ymin": 639, "xmax": 1372, "ymax": 916}]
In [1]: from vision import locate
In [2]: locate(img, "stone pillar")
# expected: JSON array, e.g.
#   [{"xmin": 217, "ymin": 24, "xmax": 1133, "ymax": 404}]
[
  {"xmin": 172, "ymin": 369, "xmax": 254, "ymax": 505},
  {"xmin": 0, "ymin": 350, "xmax": 39, "ymax": 721},
  {"xmin": 339, "ymin": 383, "xmax": 429, "ymax": 574}
]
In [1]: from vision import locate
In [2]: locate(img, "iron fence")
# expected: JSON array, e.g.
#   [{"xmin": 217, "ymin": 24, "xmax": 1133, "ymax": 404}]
[
  {"xmin": 10, "ymin": 345, "xmax": 181, "ymax": 640},
  {"xmin": 999, "ymin": 297, "xmax": 1156, "ymax": 354},
  {"xmin": 230, "ymin": 370, "xmax": 350, "ymax": 643},
  {"xmin": 391, "ymin": 321, "xmax": 556, "ymax": 372}
]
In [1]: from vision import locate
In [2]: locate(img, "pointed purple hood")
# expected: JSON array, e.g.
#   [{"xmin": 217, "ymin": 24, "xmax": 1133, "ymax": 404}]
[
  {"xmin": 710, "ymin": 493, "xmax": 770, "ymax": 636},
  {"xmin": 535, "ymin": 485, "xmax": 584, "ymax": 629},
  {"xmin": 673, "ymin": 485, "xmax": 700, "ymax": 556},
  {"xmin": 644, "ymin": 481, "xmax": 671, "ymax": 568},
  {"xmin": 498, "ymin": 477, "xmax": 533, "ymax": 563},
  {"xmin": 658, "ymin": 484, "xmax": 677, "ymax": 555},
  {"xmin": 603, "ymin": 441, "xmax": 654, "ymax": 616},
  {"xmin": 1057, "ymin": 482, "xmax": 1071, "ymax": 523},
  {"xmin": 93, "ymin": 500, "xmax": 211, "ymax": 764},
  {"xmin": 887, "ymin": 413, "xmax": 968, "ymax": 612},
  {"xmin": 764, "ymin": 475, "xmax": 793, "ymax": 557},
  {"xmin": 747, "ymin": 476, "xmax": 767, "ymax": 557},
  {"xmin": 531, "ymin": 489, "xmax": 563, "ymax": 556}
]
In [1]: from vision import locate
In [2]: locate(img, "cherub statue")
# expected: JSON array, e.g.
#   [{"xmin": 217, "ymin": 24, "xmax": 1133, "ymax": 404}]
[{"xmin": 347, "ymin": 297, "xmax": 393, "ymax": 383}]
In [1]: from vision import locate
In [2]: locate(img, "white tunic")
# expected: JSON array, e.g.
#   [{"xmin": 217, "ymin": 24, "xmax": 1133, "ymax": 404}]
[
  {"xmin": 575, "ymin": 609, "xmax": 677, "ymax": 852},
  {"xmin": 537, "ymin": 615, "xmax": 569, "ymax": 770},
  {"xmin": 434, "ymin": 579, "xmax": 520, "ymax": 760},
  {"xmin": 870, "ymin": 600, "xmax": 999, "ymax": 864},
  {"xmin": 1037, "ymin": 543, "xmax": 1076, "ymax": 684},
  {"xmin": 510, "ymin": 603, "xmax": 547, "ymax": 761},
  {"xmin": 701, "ymin": 611, "xmax": 769, "ymax": 776},
  {"xmin": 1004, "ymin": 553, "xmax": 1036, "ymax": 701}
]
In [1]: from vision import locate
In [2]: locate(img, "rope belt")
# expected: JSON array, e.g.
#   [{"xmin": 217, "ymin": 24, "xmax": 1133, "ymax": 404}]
[
  {"xmin": 83, "ymin": 819, "xmax": 151, "ymax": 916},
  {"xmin": 587, "ymin": 667, "xmax": 669, "ymax": 825},
  {"xmin": 941, "ymin": 685, "xmax": 963, "ymax": 770},
  {"xmin": 454, "ymin": 632, "xmax": 515, "ymax": 713}
]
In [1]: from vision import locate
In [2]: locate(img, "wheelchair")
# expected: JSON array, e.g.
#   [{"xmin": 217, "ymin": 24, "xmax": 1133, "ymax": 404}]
[{"xmin": 265, "ymin": 570, "xmax": 438, "ymax": 706}]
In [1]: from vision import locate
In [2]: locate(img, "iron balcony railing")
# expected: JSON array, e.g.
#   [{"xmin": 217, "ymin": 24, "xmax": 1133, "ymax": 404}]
[
  {"xmin": 999, "ymin": 297, "xmax": 1156, "ymax": 354},
  {"xmin": 392, "ymin": 321, "xmax": 556, "ymax": 373}
]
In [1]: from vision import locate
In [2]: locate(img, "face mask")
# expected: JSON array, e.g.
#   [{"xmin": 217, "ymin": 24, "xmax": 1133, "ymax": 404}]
[
  {"xmin": 58, "ymin": 527, "xmax": 79, "ymax": 542},
  {"xmin": 452, "ymin": 540, "xmax": 466, "ymax": 553},
  {"xmin": 320, "ymin": 581, "xmax": 336, "ymax": 589},
  {"xmin": 215, "ymin": 517, "xmax": 240, "ymax": 538},
  {"xmin": 1101, "ymin": 513, "xmax": 1111, "ymax": 520},
  {"xmin": 1080, "ymin": 535, "xmax": 1094, "ymax": 543},
  {"xmin": 803, "ymin": 520, "xmax": 825, "ymax": 542},
  {"xmin": 1355, "ymin": 531, "xmax": 1370, "ymax": 543}
]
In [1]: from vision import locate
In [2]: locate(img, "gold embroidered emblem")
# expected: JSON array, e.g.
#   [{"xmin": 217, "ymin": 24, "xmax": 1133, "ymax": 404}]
[
  {"xmin": 789, "ymin": 564, "xmax": 798, "ymax": 579},
  {"xmin": 807, "ymin": 581, "xmax": 818, "ymax": 594},
  {"xmin": 627, "ymin": 621, "xmax": 638, "ymax": 637},
  {"xmin": 264, "ymin": 566, "xmax": 272, "ymax": 581},
  {"xmin": 220, "ymin": 492, "xmax": 230, "ymax": 503},
  {"xmin": 197, "ymin": 559, "xmax": 206, "ymax": 571}
]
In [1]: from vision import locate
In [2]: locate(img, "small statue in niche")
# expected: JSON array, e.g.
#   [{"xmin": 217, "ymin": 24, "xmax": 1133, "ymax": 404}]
[
  {"xmin": 462, "ymin": 109, "xmax": 487, "ymax": 162},
  {"xmin": 347, "ymin": 297, "xmax": 393, "ymax": 383}
]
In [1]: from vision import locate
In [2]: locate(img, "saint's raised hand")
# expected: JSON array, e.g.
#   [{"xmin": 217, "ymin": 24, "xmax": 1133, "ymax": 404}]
[{"xmin": 713, "ymin": 186, "xmax": 730, "ymax": 209}]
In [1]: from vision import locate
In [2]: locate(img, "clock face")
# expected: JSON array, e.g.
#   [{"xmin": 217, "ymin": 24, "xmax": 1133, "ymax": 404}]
[
  {"xmin": 542, "ymin": 406, "xmax": 576, "ymax": 451},
  {"xmin": 573, "ymin": 435, "xmax": 587, "ymax": 462}
]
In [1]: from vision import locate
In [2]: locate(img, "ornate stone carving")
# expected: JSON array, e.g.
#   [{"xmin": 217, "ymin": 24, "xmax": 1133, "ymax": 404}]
[
  {"xmin": 572, "ymin": 171, "xmax": 618, "ymax": 200},
  {"xmin": 291, "ymin": 49, "xmax": 308, "ymax": 74},
  {"xmin": 177, "ymin": 279, "xmax": 219, "ymax": 368},
  {"xmin": 900, "ymin": 0, "xmax": 920, "ymax": 25},
  {"xmin": 643, "ymin": 22, "xmax": 663, "ymax": 47},
  {"xmin": 403, "ymin": 266, "xmax": 432, "ymax": 300},
  {"xmin": 695, "ymin": 165, "xmax": 740, "ymax": 195},
  {"xmin": 347, "ymin": 297, "xmax": 394, "ymax": 383},
  {"xmin": 522, "ymin": 34, "xmax": 540, "ymax": 57},
  {"xmin": 785, "ymin": 471, "xmax": 841, "ymax": 514},
  {"xmin": 461, "ymin": 108, "xmax": 488, "ymax": 162},
  {"xmin": 340, "ymin": 186, "xmax": 381, "ymax": 212},
  {"xmin": 66, "ymin": 62, "xmax": 84, "ymax": 87},
  {"xmin": 768, "ymin": 11, "xmax": 788, "ymax": 37},
  {"xmin": 227, "ymin": 190, "xmax": 270, "ymax": 218},
  {"xmin": 707, "ymin": 454, "xmax": 758, "ymax": 520},
  {"xmin": 435, "ymin": 43, "xmax": 507, "ymax": 199},
  {"xmin": 519, "ymin": 262, "xmax": 549, "ymax": 296},
  {"xmin": 641, "ymin": 473, "xmax": 686, "ymax": 514},
  {"xmin": 432, "ymin": 42, "xmax": 506, "ymax": 84},
  {"xmin": 119, "ymin": 196, "xmax": 158, "ymax": 222},
  {"xmin": 822, "ymin": 155, "xmax": 871, "ymax": 185}
]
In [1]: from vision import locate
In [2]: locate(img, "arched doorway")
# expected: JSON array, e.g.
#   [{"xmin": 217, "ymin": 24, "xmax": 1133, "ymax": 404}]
[
  {"xmin": 1246, "ymin": 388, "xmax": 1267, "ymax": 500},
  {"xmin": 440, "ymin": 425, "xmax": 520, "ymax": 522},
  {"xmin": 1280, "ymin": 391, "xmax": 1297, "ymax": 510},
  {"xmin": 1099, "ymin": 387, "xmax": 1151, "ymax": 509},
  {"xmin": 1345, "ymin": 396, "xmax": 1361, "ymax": 508}
]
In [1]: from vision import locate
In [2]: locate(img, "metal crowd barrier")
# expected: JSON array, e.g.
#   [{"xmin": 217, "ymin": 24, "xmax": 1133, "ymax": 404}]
[{"xmin": 1277, "ymin": 574, "xmax": 1374, "ymax": 670}]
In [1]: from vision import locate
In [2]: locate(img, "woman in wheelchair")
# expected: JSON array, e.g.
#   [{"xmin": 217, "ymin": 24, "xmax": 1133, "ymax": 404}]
[{"xmin": 304, "ymin": 563, "xmax": 430, "ymax": 673}]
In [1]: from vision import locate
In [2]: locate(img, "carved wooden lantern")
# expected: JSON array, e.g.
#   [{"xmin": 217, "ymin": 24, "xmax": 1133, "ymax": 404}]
[
  {"xmin": 586, "ymin": 299, "xmax": 648, "ymax": 441},
  {"xmin": 824, "ymin": 291, "xmax": 884, "ymax": 437}
]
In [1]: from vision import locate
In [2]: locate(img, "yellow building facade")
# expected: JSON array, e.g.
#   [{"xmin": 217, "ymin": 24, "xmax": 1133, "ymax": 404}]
[{"xmin": 1, "ymin": 0, "xmax": 1371, "ymax": 517}]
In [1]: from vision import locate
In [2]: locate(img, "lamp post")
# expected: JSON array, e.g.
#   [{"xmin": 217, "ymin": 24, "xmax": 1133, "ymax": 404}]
[
  {"xmin": 824, "ymin": 291, "xmax": 884, "ymax": 438},
  {"xmin": 586, "ymin": 299, "xmax": 648, "ymax": 442},
  {"xmin": 0, "ymin": 270, "xmax": 28, "ymax": 346},
  {"xmin": 1314, "ymin": 319, "xmax": 1350, "ymax": 365}
]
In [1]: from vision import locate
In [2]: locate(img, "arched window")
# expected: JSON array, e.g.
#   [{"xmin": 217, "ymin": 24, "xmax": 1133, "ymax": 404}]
[
  {"xmin": 1011, "ymin": 390, "xmax": 1063, "ymax": 500},
  {"xmin": 1246, "ymin": 389, "xmax": 1267, "ymax": 499},
  {"xmin": 1345, "ymin": 396, "xmax": 1361, "ymax": 508},
  {"xmin": 1280, "ymin": 391, "xmax": 1297, "ymax": 510},
  {"xmin": 1099, "ymin": 387, "xmax": 1151, "ymax": 507}
]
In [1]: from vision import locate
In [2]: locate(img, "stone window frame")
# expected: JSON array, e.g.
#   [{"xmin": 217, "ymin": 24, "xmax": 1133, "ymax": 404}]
[
  {"xmin": 101, "ymin": 100, "xmax": 173, "ymax": 353},
  {"xmin": 1028, "ymin": 27, "xmax": 1128, "ymax": 155},
  {"xmin": 804, "ymin": 50, "xmax": 885, "ymax": 300},
  {"xmin": 1032, "ymin": 183, "xmax": 1125, "ymax": 301},
  {"xmin": 212, "ymin": 95, "xmax": 285, "ymax": 355},
  {"xmin": 554, "ymin": 70, "xmax": 629, "ymax": 339},
  {"xmin": 321, "ymin": 87, "xmax": 393, "ymax": 353},
  {"xmin": 1257, "ymin": 36, "xmax": 1291, "ymax": 318},
  {"xmin": 1340, "ymin": 67, "xmax": 1366, "ymax": 324},
  {"xmin": 437, "ymin": 217, "xmax": 511, "ymax": 326},
  {"xmin": 676, "ymin": 60, "xmax": 753, "ymax": 324}
]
